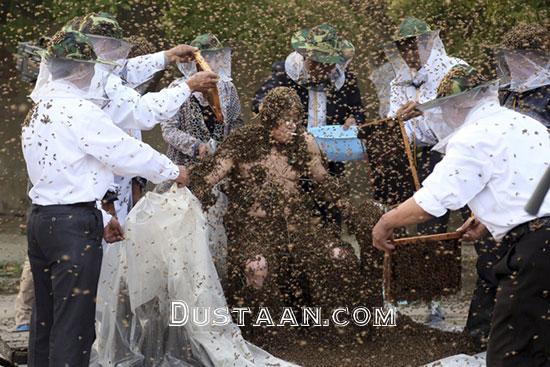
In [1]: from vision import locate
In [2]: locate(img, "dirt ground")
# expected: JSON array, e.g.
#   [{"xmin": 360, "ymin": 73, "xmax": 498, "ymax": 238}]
[
  {"xmin": 242, "ymin": 245, "xmax": 479, "ymax": 367},
  {"xmin": 247, "ymin": 315, "xmax": 476, "ymax": 367},
  {"xmin": 0, "ymin": 215, "xmax": 481, "ymax": 366}
]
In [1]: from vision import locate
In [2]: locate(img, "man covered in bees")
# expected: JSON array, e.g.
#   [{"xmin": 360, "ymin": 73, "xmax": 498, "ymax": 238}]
[{"xmin": 189, "ymin": 87, "xmax": 383, "ymax": 323}]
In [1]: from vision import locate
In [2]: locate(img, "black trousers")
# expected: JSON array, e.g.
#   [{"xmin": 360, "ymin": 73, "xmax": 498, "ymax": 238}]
[
  {"xmin": 27, "ymin": 203, "xmax": 103, "ymax": 367},
  {"xmin": 464, "ymin": 236, "xmax": 511, "ymax": 349},
  {"xmin": 487, "ymin": 225, "xmax": 550, "ymax": 367}
]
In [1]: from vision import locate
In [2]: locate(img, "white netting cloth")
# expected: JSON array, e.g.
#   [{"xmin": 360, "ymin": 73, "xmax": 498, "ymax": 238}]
[
  {"xmin": 178, "ymin": 48, "xmax": 232, "ymax": 82},
  {"xmin": 30, "ymin": 58, "xmax": 111, "ymax": 104},
  {"xmin": 384, "ymin": 30, "xmax": 447, "ymax": 85},
  {"xmin": 368, "ymin": 61, "xmax": 396, "ymax": 118},
  {"xmin": 417, "ymin": 81, "xmax": 500, "ymax": 152},
  {"xmin": 87, "ymin": 34, "xmax": 133, "ymax": 67},
  {"xmin": 499, "ymin": 49, "xmax": 550, "ymax": 92},
  {"xmin": 91, "ymin": 185, "xmax": 299, "ymax": 367}
]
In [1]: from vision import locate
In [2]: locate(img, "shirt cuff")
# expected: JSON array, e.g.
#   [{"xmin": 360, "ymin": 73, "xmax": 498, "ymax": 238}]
[
  {"xmin": 154, "ymin": 51, "xmax": 169, "ymax": 69},
  {"xmin": 413, "ymin": 188, "xmax": 448, "ymax": 218}
]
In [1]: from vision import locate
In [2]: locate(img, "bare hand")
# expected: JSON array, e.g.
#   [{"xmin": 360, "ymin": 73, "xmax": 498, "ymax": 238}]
[
  {"xmin": 372, "ymin": 216, "xmax": 395, "ymax": 253},
  {"xmin": 175, "ymin": 165, "xmax": 190, "ymax": 187},
  {"xmin": 457, "ymin": 216, "xmax": 488, "ymax": 241},
  {"xmin": 186, "ymin": 71, "xmax": 219, "ymax": 93},
  {"xmin": 343, "ymin": 116, "xmax": 357, "ymax": 130},
  {"xmin": 396, "ymin": 101, "xmax": 422, "ymax": 121},
  {"xmin": 164, "ymin": 44, "xmax": 198, "ymax": 64},
  {"xmin": 104, "ymin": 217, "xmax": 124, "ymax": 243}
]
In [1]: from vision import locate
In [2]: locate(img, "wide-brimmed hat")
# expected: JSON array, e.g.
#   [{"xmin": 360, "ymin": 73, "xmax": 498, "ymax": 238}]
[
  {"xmin": 394, "ymin": 16, "xmax": 432, "ymax": 42},
  {"xmin": 78, "ymin": 12, "xmax": 123, "ymax": 39},
  {"xmin": 40, "ymin": 30, "xmax": 115, "ymax": 65},
  {"xmin": 291, "ymin": 23, "xmax": 354, "ymax": 65},
  {"xmin": 190, "ymin": 33, "xmax": 224, "ymax": 51}
]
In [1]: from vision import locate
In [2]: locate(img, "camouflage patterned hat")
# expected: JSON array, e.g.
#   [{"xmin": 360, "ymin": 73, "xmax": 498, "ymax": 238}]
[
  {"xmin": 61, "ymin": 16, "xmax": 85, "ymax": 33},
  {"xmin": 78, "ymin": 12, "xmax": 123, "ymax": 39},
  {"xmin": 436, "ymin": 64, "xmax": 486, "ymax": 98},
  {"xmin": 190, "ymin": 33, "xmax": 224, "ymax": 50},
  {"xmin": 394, "ymin": 16, "xmax": 432, "ymax": 41},
  {"xmin": 41, "ymin": 30, "xmax": 114, "ymax": 65},
  {"xmin": 291, "ymin": 23, "xmax": 355, "ymax": 65}
]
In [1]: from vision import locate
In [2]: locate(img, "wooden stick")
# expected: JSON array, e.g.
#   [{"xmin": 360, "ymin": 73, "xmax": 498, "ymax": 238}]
[
  {"xmin": 194, "ymin": 51, "xmax": 224, "ymax": 123},
  {"xmin": 382, "ymin": 252, "xmax": 393, "ymax": 303},
  {"xmin": 396, "ymin": 117, "xmax": 421, "ymax": 190},
  {"xmin": 393, "ymin": 231, "xmax": 464, "ymax": 246},
  {"xmin": 357, "ymin": 116, "xmax": 396, "ymax": 128},
  {"xmin": 357, "ymin": 111, "xmax": 421, "ymax": 129}
]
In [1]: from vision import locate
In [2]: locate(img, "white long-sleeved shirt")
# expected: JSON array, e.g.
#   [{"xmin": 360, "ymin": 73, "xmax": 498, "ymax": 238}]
[
  {"xmin": 118, "ymin": 51, "xmax": 167, "ymax": 89},
  {"xmin": 103, "ymin": 51, "xmax": 191, "ymax": 131},
  {"xmin": 413, "ymin": 99, "xmax": 550, "ymax": 240},
  {"xmin": 103, "ymin": 52, "xmax": 191, "ymax": 222},
  {"xmin": 112, "ymin": 129, "xmax": 142, "ymax": 226},
  {"xmin": 21, "ymin": 81, "xmax": 179, "ymax": 206},
  {"xmin": 387, "ymin": 47, "xmax": 467, "ymax": 146}
]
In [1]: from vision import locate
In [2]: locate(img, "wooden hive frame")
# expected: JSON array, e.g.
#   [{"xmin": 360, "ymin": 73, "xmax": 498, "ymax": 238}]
[{"xmin": 358, "ymin": 117, "xmax": 464, "ymax": 303}]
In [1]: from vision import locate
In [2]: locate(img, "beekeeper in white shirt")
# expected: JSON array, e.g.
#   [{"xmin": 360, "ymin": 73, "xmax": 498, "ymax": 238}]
[
  {"xmin": 45, "ymin": 12, "xmax": 218, "ymax": 225},
  {"xmin": 372, "ymin": 64, "xmax": 550, "ymax": 367},
  {"xmin": 21, "ymin": 30, "xmax": 190, "ymax": 366}
]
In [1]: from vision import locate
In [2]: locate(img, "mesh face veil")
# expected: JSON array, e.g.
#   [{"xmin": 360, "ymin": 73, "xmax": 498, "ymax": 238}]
[
  {"xmin": 417, "ymin": 81, "xmax": 500, "ymax": 152},
  {"xmin": 178, "ymin": 47, "xmax": 232, "ymax": 82},
  {"xmin": 384, "ymin": 30, "xmax": 446, "ymax": 82},
  {"xmin": 283, "ymin": 51, "xmax": 347, "ymax": 90},
  {"xmin": 86, "ymin": 34, "xmax": 133, "ymax": 66},
  {"xmin": 368, "ymin": 50, "xmax": 397, "ymax": 117},
  {"xmin": 30, "ymin": 31, "xmax": 115, "ymax": 103},
  {"xmin": 31, "ymin": 59, "xmax": 114, "ymax": 105},
  {"xmin": 497, "ymin": 49, "xmax": 550, "ymax": 92}
]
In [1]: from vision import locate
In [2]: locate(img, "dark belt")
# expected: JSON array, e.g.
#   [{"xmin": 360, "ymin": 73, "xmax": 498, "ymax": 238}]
[
  {"xmin": 32, "ymin": 201, "xmax": 96, "ymax": 210},
  {"xmin": 503, "ymin": 216, "xmax": 550, "ymax": 244}
]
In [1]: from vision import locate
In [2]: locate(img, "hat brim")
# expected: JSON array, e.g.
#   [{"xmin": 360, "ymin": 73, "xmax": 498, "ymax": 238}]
[
  {"xmin": 37, "ymin": 49, "xmax": 116, "ymax": 65},
  {"xmin": 201, "ymin": 47, "xmax": 232, "ymax": 55},
  {"xmin": 292, "ymin": 49, "xmax": 347, "ymax": 65},
  {"xmin": 291, "ymin": 29, "xmax": 354, "ymax": 65},
  {"xmin": 417, "ymin": 80, "xmax": 500, "ymax": 111},
  {"xmin": 392, "ymin": 33, "xmax": 421, "ymax": 43},
  {"xmin": 392, "ymin": 27, "xmax": 438, "ymax": 43}
]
